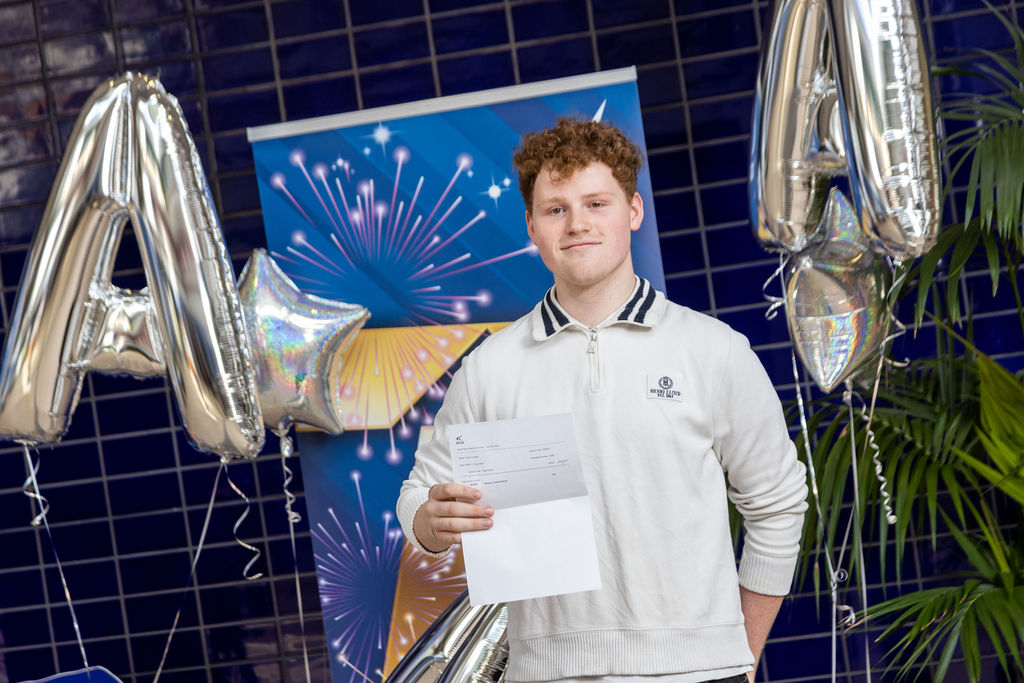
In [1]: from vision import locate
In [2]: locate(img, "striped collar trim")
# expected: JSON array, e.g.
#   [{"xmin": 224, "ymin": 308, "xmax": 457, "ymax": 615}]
[{"xmin": 531, "ymin": 277, "xmax": 663, "ymax": 341}]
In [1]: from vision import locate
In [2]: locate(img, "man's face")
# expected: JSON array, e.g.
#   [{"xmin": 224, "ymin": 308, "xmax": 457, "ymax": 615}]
[{"xmin": 526, "ymin": 162, "xmax": 643, "ymax": 293}]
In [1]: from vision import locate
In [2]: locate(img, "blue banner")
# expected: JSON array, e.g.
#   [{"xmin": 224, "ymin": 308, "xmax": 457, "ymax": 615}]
[{"xmin": 249, "ymin": 69, "xmax": 665, "ymax": 683}]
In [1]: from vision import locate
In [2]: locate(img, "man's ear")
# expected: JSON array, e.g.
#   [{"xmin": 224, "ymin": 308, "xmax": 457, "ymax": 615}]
[
  {"xmin": 525, "ymin": 209, "xmax": 535, "ymax": 240},
  {"xmin": 630, "ymin": 192, "xmax": 644, "ymax": 232}
]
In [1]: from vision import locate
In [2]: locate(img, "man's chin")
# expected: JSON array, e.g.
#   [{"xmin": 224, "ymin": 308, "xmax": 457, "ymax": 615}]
[{"xmin": 554, "ymin": 271, "xmax": 607, "ymax": 291}]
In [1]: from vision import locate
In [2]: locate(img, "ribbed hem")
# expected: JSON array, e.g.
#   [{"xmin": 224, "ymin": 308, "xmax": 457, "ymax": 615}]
[
  {"xmin": 737, "ymin": 548, "xmax": 797, "ymax": 596},
  {"xmin": 396, "ymin": 487, "xmax": 450, "ymax": 558},
  {"xmin": 505, "ymin": 624, "xmax": 752, "ymax": 681}
]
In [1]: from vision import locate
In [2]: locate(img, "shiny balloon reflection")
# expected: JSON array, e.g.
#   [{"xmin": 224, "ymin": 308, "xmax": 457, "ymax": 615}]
[
  {"xmin": 828, "ymin": 0, "xmax": 940, "ymax": 261},
  {"xmin": 0, "ymin": 73, "xmax": 264, "ymax": 458},
  {"xmin": 750, "ymin": 0, "xmax": 940, "ymax": 261},
  {"xmin": 786, "ymin": 189, "xmax": 888, "ymax": 392},
  {"xmin": 750, "ymin": 0, "xmax": 842, "ymax": 252},
  {"xmin": 388, "ymin": 591, "xmax": 508, "ymax": 683},
  {"xmin": 238, "ymin": 249, "xmax": 369, "ymax": 436}
]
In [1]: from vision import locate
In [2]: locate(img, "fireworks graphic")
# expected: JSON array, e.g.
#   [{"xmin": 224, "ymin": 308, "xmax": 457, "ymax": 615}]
[
  {"xmin": 313, "ymin": 470, "xmax": 402, "ymax": 683},
  {"xmin": 311, "ymin": 469, "xmax": 467, "ymax": 683},
  {"xmin": 265, "ymin": 122, "xmax": 538, "ymax": 465},
  {"xmin": 267, "ymin": 137, "xmax": 538, "ymax": 327}
]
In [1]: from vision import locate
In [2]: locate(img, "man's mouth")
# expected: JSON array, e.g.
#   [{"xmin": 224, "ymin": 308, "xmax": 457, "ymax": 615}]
[{"xmin": 562, "ymin": 241, "xmax": 600, "ymax": 250}]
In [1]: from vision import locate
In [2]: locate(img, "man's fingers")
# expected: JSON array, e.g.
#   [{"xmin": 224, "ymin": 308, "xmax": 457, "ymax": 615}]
[
  {"xmin": 434, "ymin": 529, "xmax": 462, "ymax": 546},
  {"xmin": 419, "ymin": 482, "xmax": 493, "ymax": 550},
  {"xmin": 432, "ymin": 499, "xmax": 493, "ymax": 518},
  {"xmin": 430, "ymin": 482, "xmax": 482, "ymax": 501},
  {"xmin": 433, "ymin": 514, "xmax": 493, "ymax": 538}
]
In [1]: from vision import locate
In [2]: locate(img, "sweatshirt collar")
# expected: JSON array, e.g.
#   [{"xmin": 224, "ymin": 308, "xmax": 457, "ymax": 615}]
[{"xmin": 531, "ymin": 277, "xmax": 664, "ymax": 341}]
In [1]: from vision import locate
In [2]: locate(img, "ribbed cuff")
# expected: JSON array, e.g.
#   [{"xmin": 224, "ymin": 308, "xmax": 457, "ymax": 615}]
[
  {"xmin": 397, "ymin": 486, "xmax": 451, "ymax": 558},
  {"xmin": 737, "ymin": 548, "xmax": 797, "ymax": 596}
]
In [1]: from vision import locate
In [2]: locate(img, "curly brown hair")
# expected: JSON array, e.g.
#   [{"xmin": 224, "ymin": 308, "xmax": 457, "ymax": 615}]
[{"xmin": 513, "ymin": 117, "xmax": 644, "ymax": 211}]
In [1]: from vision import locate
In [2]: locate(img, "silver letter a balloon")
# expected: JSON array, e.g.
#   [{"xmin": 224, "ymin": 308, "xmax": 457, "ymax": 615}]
[
  {"xmin": 751, "ymin": 0, "xmax": 940, "ymax": 262},
  {"xmin": 828, "ymin": 0, "xmax": 940, "ymax": 262},
  {"xmin": 786, "ymin": 189, "xmax": 888, "ymax": 392},
  {"xmin": 0, "ymin": 73, "xmax": 264, "ymax": 458},
  {"xmin": 750, "ymin": 0, "xmax": 846, "ymax": 252}
]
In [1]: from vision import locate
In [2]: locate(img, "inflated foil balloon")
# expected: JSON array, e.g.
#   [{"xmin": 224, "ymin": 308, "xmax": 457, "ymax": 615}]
[
  {"xmin": 78, "ymin": 285, "xmax": 166, "ymax": 377},
  {"xmin": 438, "ymin": 602, "xmax": 508, "ymax": 683},
  {"xmin": 238, "ymin": 249, "xmax": 369, "ymax": 435},
  {"xmin": 0, "ymin": 73, "xmax": 264, "ymax": 458},
  {"xmin": 786, "ymin": 189, "xmax": 889, "ymax": 392},
  {"xmin": 828, "ymin": 0, "xmax": 940, "ymax": 261},
  {"xmin": 750, "ymin": 0, "xmax": 846, "ymax": 252},
  {"xmin": 388, "ymin": 591, "xmax": 507, "ymax": 683}
]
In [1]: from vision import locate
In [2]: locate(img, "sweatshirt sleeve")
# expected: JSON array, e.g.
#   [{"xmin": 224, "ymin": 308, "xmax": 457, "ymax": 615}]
[
  {"xmin": 712, "ymin": 332, "xmax": 808, "ymax": 596},
  {"xmin": 397, "ymin": 360, "xmax": 478, "ymax": 557}
]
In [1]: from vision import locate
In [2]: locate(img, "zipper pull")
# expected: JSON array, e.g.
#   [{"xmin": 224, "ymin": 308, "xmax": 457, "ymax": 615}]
[{"xmin": 587, "ymin": 328, "xmax": 597, "ymax": 353}]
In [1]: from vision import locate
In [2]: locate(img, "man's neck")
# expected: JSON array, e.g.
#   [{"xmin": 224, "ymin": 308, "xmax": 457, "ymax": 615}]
[{"xmin": 553, "ymin": 270, "xmax": 639, "ymax": 328}]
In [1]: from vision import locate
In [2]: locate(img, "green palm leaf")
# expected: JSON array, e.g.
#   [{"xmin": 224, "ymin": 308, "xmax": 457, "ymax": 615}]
[{"xmin": 862, "ymin": 499, "xmax": 1024, "ymax": 681}]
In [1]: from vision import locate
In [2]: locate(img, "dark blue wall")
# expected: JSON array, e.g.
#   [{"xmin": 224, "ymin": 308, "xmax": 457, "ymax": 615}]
[{"xmin": 0, "ymin": 0, "xmax": 1020, "ymax": 681}]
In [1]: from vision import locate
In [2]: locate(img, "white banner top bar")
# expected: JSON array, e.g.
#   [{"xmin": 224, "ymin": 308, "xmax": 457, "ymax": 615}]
[{"xmin": 246, "ymin": 67, "xmax": 637, "ymax": 143}]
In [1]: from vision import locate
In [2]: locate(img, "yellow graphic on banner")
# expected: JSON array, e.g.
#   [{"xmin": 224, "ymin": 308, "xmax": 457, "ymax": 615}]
[
  {"xmin": 384, "ymin": 542, "xmax": 467, "ymax": 675},
  {"xmin": 333, "ymin": 323, "xmax": 509, "ymax": 431},
  {"xmin": 383, "ymin": 424, "xmax": 469, "ymax": 675}
]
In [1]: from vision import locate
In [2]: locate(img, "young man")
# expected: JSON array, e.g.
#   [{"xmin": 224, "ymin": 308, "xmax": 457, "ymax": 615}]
[{"xmin": 397, "ymin": 118, "xmax": 807, "ymax": 683}]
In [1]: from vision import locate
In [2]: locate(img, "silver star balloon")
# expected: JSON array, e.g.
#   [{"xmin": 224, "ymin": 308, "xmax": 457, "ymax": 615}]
[
  {"xmin": 785, "ymin": 188, "xmax": 888, "ymax": 392},
  {"xmin": 238, "ymin": 249, "xmax": 369, "ymax": 435}
]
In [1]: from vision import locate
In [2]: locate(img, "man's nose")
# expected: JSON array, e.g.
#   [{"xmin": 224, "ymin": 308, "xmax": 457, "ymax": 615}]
[{"xmin": 566, "ymin": 209, "xmax": 590, "ymax": 233}]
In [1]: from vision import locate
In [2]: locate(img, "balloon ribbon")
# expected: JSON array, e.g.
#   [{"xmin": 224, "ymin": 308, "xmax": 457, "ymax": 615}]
[
  {"xmin": 843, "ymin": 381, "xmax": 874, "ymax": 683},
  {"xmin": 773, "ymin": 251, "xmax": 848, "ymax": 683},
  {"xmin": 225, "ymin": 467, "xmax": 264, "ymax": 580},
  {"xmin": 22, "ymin": 444, "xmax": 90, "ymax": 671},
  {"xmin": 153, "ymin": 461, "xmax": 223, "ymax": 682},
  {"xmin": 279, "ymin": 430, "xmax": 312, "ymax": 683}
]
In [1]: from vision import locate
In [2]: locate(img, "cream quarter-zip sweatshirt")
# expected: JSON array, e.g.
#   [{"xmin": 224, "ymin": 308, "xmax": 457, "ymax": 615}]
[{"xmin": 397, "ymin": 278, "xmax": 808, "ymax": 681}]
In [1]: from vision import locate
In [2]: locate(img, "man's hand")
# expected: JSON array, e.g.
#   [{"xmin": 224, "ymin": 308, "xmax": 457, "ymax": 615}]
[{"xmin": 413, "ymin": 483, "xmax": 494, "ymax": 553}]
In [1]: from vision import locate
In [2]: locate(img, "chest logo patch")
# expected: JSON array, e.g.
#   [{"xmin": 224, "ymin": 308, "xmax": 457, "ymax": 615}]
[{"xmin": 647, "ymin": 374, "xmax": 683, "ymax": 401}]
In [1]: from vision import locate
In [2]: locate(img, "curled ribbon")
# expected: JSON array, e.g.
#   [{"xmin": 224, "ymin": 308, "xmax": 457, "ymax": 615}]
[
  {"xmin": 762, "ymin": 253, "xmax": 791, "ymax": 321},
  {"xmin": 854, "ymin": 259, "xmax": 902, "ymax": 527},
  {"xmin": 842, "ymin": 382, "xmax": 877, "ymax": 683},
  {"xmin": 278, "ymin": 430, "xmax": 312, "ymax": 683},
  {"xmin": 22, "ymin": 444, "xmax": 90, "ymax": 670},
  {"xmin": 22, "ymin": 444, "xmax": 49, "ymax": 526},
  {"xmin": 226, "ymin": 467, "xmax": 263, "ymax": 581},
  {"xmin": 848, "ymin": 382, "xmax": 898, "ymax": 526}
]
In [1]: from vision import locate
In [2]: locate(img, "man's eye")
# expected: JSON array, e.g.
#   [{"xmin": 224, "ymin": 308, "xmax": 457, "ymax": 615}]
[
  {"xmin": 590, "ymin": 201, "xmax": 604, "ymax": 208},
  {"xmin": 548, "ymin": 207, "xmax": 564, "ymax": 215}
]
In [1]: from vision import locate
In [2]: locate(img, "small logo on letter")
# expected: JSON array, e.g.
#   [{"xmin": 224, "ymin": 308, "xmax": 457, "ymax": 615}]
[{"xmin": 658, "ymin": 376, "xmax": 673, "ymax": 390}]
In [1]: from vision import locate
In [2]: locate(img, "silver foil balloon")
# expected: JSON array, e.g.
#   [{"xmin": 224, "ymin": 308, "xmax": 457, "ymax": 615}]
[
  {"xmin": 438, "ymin": 603, "xmax": 508, "ymax": 683},
  {"xmin": 786, "ymin": 189, "xmax": 888, "ymax": 392},
  {"xmin": 387, "ymin": 591, "xmax": 505, "ymax": 683},
  {"xmin": 828, "ymin": 0, "xmax": 940, "ymax": 261},
  {"xmin": 237, "ymin": 249, "xmax": 368, "ymax": 435},
  {"xmin": 78, "ymin": 285, "xmax": 165, "ymax": 377},
  {"xmin": 750, "ymin": 0, "xmax": 846, "ymax": 252},
  {"xmin": 0, "ymin": 73, "xmax": 264, "ymax": 458},
  {"xmin": 816, "ymin": 86, "xmax": 846, "ymax": 161}
]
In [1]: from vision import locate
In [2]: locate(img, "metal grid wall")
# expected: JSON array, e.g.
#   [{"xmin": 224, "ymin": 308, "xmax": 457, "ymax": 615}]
[{"xmin": 0, "ymin": 0, "xmax": 1021, "ymax": 681}]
